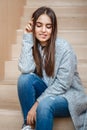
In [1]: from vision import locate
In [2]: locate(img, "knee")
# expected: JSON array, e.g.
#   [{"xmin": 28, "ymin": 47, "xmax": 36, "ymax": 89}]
[
  {"xmin": 17, "ymin": 74, "xmax": 27, "ymax": 87},
  {"xmin": 17, "ymin": 74, "xmax": 31, "ymax": 89},
  {"xmin": 36, "ymin": 99, "xmax": 52, "ymax": 117}
]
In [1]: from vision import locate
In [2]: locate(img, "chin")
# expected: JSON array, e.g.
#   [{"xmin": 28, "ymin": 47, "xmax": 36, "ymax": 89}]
[{"xmin": 39, "ymin": 38, "xmax": 48, "ymax": 42}]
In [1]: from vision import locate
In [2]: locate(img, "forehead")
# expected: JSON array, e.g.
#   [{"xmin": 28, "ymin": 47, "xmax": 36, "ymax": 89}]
[{"xmin": 36, "ymin": 14, "xmax": 52, "ymax": 24}]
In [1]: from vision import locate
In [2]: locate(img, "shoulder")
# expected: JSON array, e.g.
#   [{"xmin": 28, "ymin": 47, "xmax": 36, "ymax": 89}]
[
  {"xmin": 55, "ymin": 37, "xmax": 74, "ymax": 53},
  {"xmin": 56, "ymin": 38, "xmax": 71, "ymax": 49}
]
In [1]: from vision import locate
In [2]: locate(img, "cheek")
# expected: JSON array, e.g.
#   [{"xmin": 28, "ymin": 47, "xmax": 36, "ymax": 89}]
[
  {"xmin": 48, "ymin": 29, "xmax": 52, "ymax": 36},
  {"xmin": 35, "ymin": 27, "xmax": 40, "ymax": 33},
  {"xmin": 35, "ymin": 28, "xmax": 39, "ymax": 37}
]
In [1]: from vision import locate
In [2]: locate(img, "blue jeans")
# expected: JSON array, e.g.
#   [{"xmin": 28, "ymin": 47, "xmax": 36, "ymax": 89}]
[{"xmin": 17, "ymin": 73, "xmax": 70, "ymax": 130}]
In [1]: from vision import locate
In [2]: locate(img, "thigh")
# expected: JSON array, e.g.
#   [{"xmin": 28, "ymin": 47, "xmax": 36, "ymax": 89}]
[
  {"xmin": 39, "ymin": 96, "xmax": 70, "ymax": 118},
  {"xmin": 52, "ymin": 96, "xmax": 70, "ymax": 117},
  {"xmin": 32, "ymin": 73, "xmax": 48, "ymax": 98},
  {"xmin": 18, "ymin": 73, "xmax": 47, "ymax": 99}
]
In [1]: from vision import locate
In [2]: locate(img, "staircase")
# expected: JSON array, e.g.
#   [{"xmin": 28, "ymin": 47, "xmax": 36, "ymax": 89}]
[{"xmin": 0, "ymin": 0, "xmax": 87, "ymax": 129}]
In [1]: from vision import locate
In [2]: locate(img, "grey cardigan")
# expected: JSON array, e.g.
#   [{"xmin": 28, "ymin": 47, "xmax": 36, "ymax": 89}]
[{"xmin": 18, "ymin": 33, "xmax": 87, "ymax": 130}]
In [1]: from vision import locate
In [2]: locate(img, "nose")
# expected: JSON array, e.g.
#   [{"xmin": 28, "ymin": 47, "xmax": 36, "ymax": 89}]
[{"xmin": 42, "ymin": 25, "xmax": 46, "ymax": 32}]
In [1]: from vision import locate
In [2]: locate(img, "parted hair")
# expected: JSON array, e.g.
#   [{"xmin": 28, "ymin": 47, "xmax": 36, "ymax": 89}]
[{"xmin": 32, "ymin": 6, "xmax": 57, "ymax": 77}]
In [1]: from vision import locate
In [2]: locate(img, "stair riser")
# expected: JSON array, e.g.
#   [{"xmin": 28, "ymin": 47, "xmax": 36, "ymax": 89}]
[{"xmin": 16, "ymin": 30, "xmax": 23, "ymax": 44}]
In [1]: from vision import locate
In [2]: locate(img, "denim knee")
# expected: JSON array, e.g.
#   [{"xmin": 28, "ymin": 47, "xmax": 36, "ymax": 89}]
[
  {"xmin": 17, "ymin": 73, "xmax": 34, "ymax": 88},
  {"xmin": 17, "ymin": 74, "xmax": 25, "ymax": 87},
  {"xmin": 36, "ymin": 98, "xmax": 54, "ymax": 118}
]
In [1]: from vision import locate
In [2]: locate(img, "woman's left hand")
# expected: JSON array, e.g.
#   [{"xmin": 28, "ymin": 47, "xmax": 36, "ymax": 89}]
[{"xmin": 27, "ymin": 101, "xmax": 38, "ymax": 126}]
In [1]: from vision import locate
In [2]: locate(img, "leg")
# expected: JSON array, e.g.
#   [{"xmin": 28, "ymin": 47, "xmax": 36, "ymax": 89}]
[
  {"xmin": 17, "ymin": 73, "xmax": 47, "ymax": 124},
  {"xmin": 36, "ymin": 96, "xmax": 70, "ymax": 130}
]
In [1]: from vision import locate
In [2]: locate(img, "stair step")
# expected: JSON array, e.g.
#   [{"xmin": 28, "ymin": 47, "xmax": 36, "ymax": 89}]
[
  {"xmin": 0, "ymin": 82, "xmax": 87, "ymax": 111},
  {"xmin": 4, "ymin": 59, "xmax": 87, "ymax": 81},
  {"xmin": 11, "ymin": 43, "xmax": 21, "ymax": 59},
  {"xmin": 0, "ymin": 80, "xmax": 17, "ymax": 85},
  {"xmin": 16, "ymin": 29, "xmax": 23, "ymax": 44},
  {"xmin": 23, "ymin": 6, "xmax": 87, "ymax": 18},
  {"xmin": 11, "ymin": 40, "xmax": 87, "ymax": 61},
  {"xmin": 20, "ymin": 19, "xmax": 87, "ymax": 45},
  {"xmin": 0, "ymin": 109, "xmax": 22, "ymax": 130},
  {"xmin": 26, "ymin": 0, "xmax": 87, "ymax": 6},
  {"xmin": 78, "ymin": 64, "xmax": 87, "ymax": 83},
  {"xmin": 5, "ymin": 60, "xmax": 20, "ymax": 80},
  {"xmin": 21, "ymin": 16, "xmax": 87, "ymax": 30},
  {"xmin": 0, "ymin": 84, "xmax": 20, "ymax": 110},
  {"xmin": 58, "ymin": 30, "xmax": 87, "ymax": 45},
  {"xmin": 0, "ymin": 109, "xmax": 74, "ymax": 130},
  {"xmin": 0, "ymin": 61, "xmax": 4, "ymax": 80},
  {"xmin": 72, "ymin": 45, "xmax": 87, "ymax": 61},
  {"xmin": 53, "ymin": 118, "xmax": 74, "ymax": 130}
]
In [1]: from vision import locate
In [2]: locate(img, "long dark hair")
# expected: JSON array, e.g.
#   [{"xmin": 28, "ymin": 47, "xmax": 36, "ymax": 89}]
[{"xmin": 32, "ymin": 6, "xmax": 57, "ymax": 77}]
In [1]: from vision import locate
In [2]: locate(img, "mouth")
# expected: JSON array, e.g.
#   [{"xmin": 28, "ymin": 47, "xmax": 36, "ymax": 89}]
[{"xmin": 39, "ymin": 34, "xmax": 47, "ymax": 38}]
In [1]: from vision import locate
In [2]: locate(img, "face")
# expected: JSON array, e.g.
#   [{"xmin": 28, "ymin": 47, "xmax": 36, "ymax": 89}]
[{"xmin": 35, "ymin": 14, "xmax": 52, "ymax": 46}]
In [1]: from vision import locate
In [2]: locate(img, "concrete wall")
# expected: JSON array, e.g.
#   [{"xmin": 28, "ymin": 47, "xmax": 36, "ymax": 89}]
[{"xmin": 0, "ymin": 0, "xmax": 26, "ymax": 79}]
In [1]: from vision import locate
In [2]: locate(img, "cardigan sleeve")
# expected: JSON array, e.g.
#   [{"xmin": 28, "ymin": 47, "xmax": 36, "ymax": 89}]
[
  {"xmin": 18, "ymin": 33, "xmax": 35, "ymax": 73},
  {"xmin": 37, "ymin": 40, "xmax": 77, "ymax": 102}
]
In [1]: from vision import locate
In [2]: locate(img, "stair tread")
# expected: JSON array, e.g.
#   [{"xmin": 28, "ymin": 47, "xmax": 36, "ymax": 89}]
[
  {"xmin": 0, "ymin": 109, "xmax": 74, "ymax": 130},
  {"xmin": 0, "ymin": 109, "xmax": 22, "ymax": 130},
  {"xmin": 0, "ymin": 80, "xmax": 17, "ymax": 85}
]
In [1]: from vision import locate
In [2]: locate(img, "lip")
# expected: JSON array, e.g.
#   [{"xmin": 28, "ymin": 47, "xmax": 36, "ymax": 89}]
[{"xmin": 39, "ymin": 34, "xmax": 47, "ymax": 38}]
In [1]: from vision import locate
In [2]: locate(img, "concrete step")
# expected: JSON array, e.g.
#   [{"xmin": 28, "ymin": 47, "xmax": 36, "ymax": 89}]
[
  {"xmin": 0, "ymin": 61, "xmax": 4, "ymax": 80},
  {"xmin": 23, "ymin": 6, "xmax": 87, "ymax": 19},
  {"xmin": 26, "ymin": 0, "xmax": 87, "ymax": 7},
  {"xmin": 0, "ymin": 81, "xmax": 87, "ymax": 111},
  {"xmin": 78, "ymin": 63, "xmax": 87, "ymax": 83},
  {"xmin": 11, "ymin": 39, "xmax": 87, "ymax": 60},
  {"xmin": 15, "ymin": 29, "xmax": 23, "ymax": 44},
  {"xmin": 5, "ymin": 60, "xmax": 20, "ymax": 80},
  {"xmin": 0, "ymin": 81, "xmax": 75, "ymax": 130},
  {"xmin": 72, "ymin": 45, "xmax": 87, "ymax": 61},
  {"xmin": 11, "ymin": 29, "xmax": 23, "ymax": 59},
  {"xmin": 19, "ymin": 21, "xmax": 87, "ymax": 45},
  {"xmin": 0, "ymin": 109, "xmax": 22, "ymax": 130},
  {"xmin": 11, "ymin": 43, "xmax": 21, "ymax": 60},
  {"xmin": 0, "ymin": 84, "xmax": 20, "ymax": 110},
  {"xmin": 0, "ymin": 109, "xmax": 75, "ymax": 130},
  {"xmin": 4, "ymin": 59, "xmax": 87, "ymax": 85},
  {"xmin": 21, "ymin": 16, "xmax": 87, "ymax": 30},
  {"xmin": 58, "ymin": 30, "xmax": 87, "ymax": 45},
  {"xmin": 53, "ymin": 118, "xmax": 75, "ymax": 130}
]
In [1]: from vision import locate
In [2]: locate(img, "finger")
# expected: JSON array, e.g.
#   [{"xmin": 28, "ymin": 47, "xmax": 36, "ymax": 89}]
[
  {"xmin": 26, "ymin": 24, "xmax": 32, "ymax": 31},
  {"xmin": 25, "ymin": 24, "xmax": 32, "ymax": 32},
  {"xmin": 34, "ymin": 112, "xmax": 36, "ymax": 122},
  {"xmin": 30, "ymin": 117, "xmax": 34, "ymax": 125},
  {"xmin": 27, "ymin": 114, "xmax": 34, "ymax": 126}
]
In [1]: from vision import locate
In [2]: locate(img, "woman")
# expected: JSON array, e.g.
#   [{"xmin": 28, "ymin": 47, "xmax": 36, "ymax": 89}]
[{"xmin": 17, "ymin": 6, "xmax": 87, "ymax": 130}]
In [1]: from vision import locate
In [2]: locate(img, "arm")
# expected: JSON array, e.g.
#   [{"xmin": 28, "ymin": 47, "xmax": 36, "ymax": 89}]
[
  {"xmin": 18, "ymin": 33, "xmax": 35, "ymax": 73},
  {"xmin": 18, "ymin": 19, "xmax": 36, "ymax": 73}
]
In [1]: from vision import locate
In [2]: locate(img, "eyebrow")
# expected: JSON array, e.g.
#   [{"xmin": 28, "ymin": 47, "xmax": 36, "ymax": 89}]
[{"xmin": 36, "ymin": 22, "xmax": 52, "ymax": 25}]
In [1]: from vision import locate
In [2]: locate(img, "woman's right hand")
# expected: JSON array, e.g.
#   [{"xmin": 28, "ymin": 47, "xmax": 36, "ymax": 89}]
[{"xmin": 24, "ymin": 19, "xmax": 33, "ymax": 33}]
